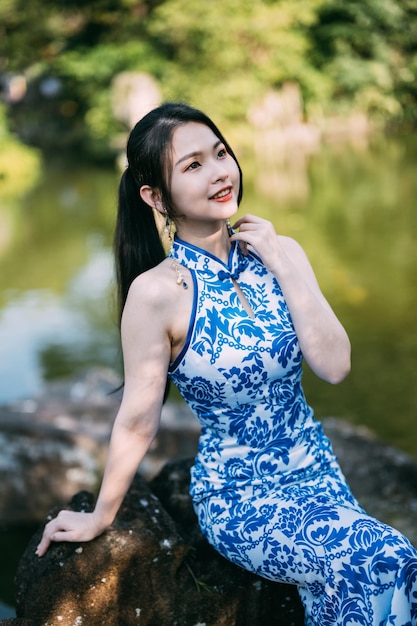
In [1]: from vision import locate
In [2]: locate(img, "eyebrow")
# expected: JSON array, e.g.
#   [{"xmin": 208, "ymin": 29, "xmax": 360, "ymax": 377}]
[{"xmin": 175, "ymin": 139, "xmax": 222, "ymax": 167}]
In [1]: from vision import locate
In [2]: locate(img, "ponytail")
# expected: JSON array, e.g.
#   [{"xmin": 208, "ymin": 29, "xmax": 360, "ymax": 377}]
[{"xmin": 114, "ymin": 167, "xmax": 165, "ymax": 324}]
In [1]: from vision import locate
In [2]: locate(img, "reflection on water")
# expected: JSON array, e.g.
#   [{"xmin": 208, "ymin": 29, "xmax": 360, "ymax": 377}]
[
  {"xmin": 0, "ymin": 167, "xmax": 121, "ymax": 402},
  {"xmin": 0, "ymin": 249, "xmax": 117, "ymax": 401},
  {"xmin": 0, "ymin": 136, "xmax": 416, "ymax": 457}
]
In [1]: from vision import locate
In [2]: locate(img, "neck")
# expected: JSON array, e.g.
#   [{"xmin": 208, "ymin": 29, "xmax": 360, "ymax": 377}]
[{"xmin": 175, "ymin": 221, "xmax": 232, "ymax": 263}]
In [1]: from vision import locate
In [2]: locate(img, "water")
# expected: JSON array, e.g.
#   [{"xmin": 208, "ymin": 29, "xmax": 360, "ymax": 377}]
[
  {"xmin": 0, "ymin": 167, "xmax": 121, "ymax": 402},
  {"xmin": 0, "ymin": 132, "xmax": 416, "ymax": 609}
]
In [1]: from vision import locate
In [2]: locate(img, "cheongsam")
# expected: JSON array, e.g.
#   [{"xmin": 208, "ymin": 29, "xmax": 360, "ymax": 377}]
[{"xmin": 168, "ymin": 236, "xmax": 417, "ymax": 625}]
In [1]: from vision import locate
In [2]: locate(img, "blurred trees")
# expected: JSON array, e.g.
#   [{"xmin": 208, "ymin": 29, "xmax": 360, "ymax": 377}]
[
  {"xmin": 0, "ymin": 0, "xmax": 416, "ymax": 160},
  {"xmin": 310, "ymin": 0, "xmax": 417, "ymax": 124}
]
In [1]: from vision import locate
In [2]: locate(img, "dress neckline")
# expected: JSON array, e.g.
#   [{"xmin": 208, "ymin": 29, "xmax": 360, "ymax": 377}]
[{"xmin": 171, "ymin": 236, "xmax": 249, "ymax": 282}]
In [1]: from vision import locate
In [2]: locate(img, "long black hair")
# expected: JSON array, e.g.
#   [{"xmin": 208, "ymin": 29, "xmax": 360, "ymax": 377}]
[{"xmin": 114, "ymin": 102, "xmax": 243, "ymax": 324}]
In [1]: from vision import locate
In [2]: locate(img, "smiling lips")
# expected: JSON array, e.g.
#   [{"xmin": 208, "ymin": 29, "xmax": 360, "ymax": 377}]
[{"xmin": 210, "ymin": 187, "xmax": 233, "ymax": 202}]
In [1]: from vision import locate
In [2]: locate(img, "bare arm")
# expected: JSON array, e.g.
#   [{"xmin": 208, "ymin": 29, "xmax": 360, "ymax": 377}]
[
  {"xmin": 231, "ymin": 214, "xmax": 351, "ymax": 384},
  {"xmin": 36, "ymin": 271, "xmax": 171, "ymax": 556}
]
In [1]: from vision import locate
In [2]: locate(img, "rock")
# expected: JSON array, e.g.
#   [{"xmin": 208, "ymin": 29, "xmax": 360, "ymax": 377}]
[
  {"xmin": 14, "ymin": 460, "xmax": 305, "ymax": 626},
  {"xmin": 0, "ymin": 369, "xmax": 121, "ymax": 525},
  {"xmin": 0, "ymin": 414, "xmax": 106, "ymax": 525},
  {"xmin": 323, "ymin": 418, "xmax": 417, "ymax": 547},
  {"xmin": 0, "ymin": 369, "xmax": 200, "ymax": 525}
]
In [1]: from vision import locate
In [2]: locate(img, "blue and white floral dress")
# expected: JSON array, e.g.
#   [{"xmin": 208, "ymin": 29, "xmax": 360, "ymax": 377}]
[{"xmin": 168, "ymin": 236, "xmax": 417, "ymax": 625}]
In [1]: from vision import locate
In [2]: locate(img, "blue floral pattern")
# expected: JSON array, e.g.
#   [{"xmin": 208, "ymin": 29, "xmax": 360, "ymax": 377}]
[{"xmin": 168, "ymin": 237, "xmax": 417, "ymax": 625}]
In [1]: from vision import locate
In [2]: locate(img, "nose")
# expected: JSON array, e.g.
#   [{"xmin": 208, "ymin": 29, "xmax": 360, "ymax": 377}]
[{"xmin": 211, "ymin": 159, "xmax": 228, "ymax": 182}]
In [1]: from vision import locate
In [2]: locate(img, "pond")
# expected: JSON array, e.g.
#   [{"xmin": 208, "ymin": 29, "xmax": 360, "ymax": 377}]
[{"xmin": 0, "ymin": 131, "xmax": 417, "ymax": 610}]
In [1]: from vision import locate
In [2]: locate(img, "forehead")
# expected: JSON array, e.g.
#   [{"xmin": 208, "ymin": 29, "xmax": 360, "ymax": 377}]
[{"xmin": 171, "ymin": 122, "xmax": 219, "ymax": 157}]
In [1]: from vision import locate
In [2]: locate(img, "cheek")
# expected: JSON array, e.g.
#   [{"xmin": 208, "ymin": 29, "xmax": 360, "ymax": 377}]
[
  {"xmin": 170, "ymin": 178, "xmax": 187, "ymax": 204},
  {"xmin": 229, "ymin": 159, "xmax": 240, "ymax": 185},
  {"xmin": 170, "ymin": 181, "xmax": 200, "ymax": 213}
]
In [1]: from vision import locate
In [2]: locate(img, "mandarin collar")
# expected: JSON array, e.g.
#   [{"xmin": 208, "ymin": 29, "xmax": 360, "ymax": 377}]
[{"xmin": 170, "ymin": 236, "xmax": 249, "ymax": 281}]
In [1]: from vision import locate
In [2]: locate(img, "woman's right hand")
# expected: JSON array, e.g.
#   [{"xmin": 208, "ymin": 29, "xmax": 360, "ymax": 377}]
[{"xmin": 35, "ymin": 509, "xmax": 107, "ymax": 557}]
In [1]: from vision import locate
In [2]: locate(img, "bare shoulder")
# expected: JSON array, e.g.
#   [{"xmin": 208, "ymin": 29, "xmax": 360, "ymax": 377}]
[
  {"xmin": 277, "ymin": 235, "xmax": 322, "ymax": 288},
  {"xmin": 123, "ymin": 260, "xmax": 176, "ymax": 321},
  {"xmin": 125, "ymin": 258, "xmax": 177, "ymax": 313},
  {"xmin": 122, "ymin": 259, "xmax": 193, "ymax": 356},
  {"xmin": 278, "ymin": 235, "xmax": 309, "ymax": 263}
]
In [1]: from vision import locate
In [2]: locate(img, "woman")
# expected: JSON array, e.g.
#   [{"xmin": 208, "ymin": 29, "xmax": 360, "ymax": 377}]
[{"xmin": 37, "ymin": 102, "xmax": 417, "ymax": 625}]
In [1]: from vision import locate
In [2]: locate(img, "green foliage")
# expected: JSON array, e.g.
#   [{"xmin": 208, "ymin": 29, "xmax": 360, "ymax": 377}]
[
  {"xmin": 1, "ymin": 0, "xmax": 416, "ymax": 158},
  {"xmin": 309, "ymin": 0, "xmax": 417, "ymax": 122},
  {"xmin": 0, "ymin": 105, "xmax": 42, "ymax": 199},
  {"xmin": 147, "ymin": 0, "xmax": 329, "ymax": 120}
]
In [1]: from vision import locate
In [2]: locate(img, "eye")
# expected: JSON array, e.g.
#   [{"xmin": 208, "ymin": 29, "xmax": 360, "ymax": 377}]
[
  {"xmin": 185, "ymin": 161, "xmax": 201, "ymax": 171},
  {"xmin": 217, "ymin": 147, "xmax": 227, "ymax": 158}
]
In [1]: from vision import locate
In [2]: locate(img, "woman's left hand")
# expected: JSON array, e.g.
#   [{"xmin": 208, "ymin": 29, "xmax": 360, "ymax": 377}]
[{"xmin": 230, "ymin": 214, "xmax": 285, "ymax": 275}]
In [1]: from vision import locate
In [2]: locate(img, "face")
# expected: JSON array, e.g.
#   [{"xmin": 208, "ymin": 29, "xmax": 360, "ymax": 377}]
[{"xmin": 168, "ymin": 122, "xmax": 240, "ymax": 231}]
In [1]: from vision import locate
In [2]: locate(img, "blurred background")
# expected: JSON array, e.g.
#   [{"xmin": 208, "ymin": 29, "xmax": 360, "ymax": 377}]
[{"xmin": 0, "ymin": 0, "xmax": 417, "ymax": 615}]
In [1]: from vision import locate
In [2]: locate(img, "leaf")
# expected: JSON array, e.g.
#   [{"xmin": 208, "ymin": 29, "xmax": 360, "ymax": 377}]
[{"xmin": 233, "ymin": 320, "xmax": 265, "ymax": 340}]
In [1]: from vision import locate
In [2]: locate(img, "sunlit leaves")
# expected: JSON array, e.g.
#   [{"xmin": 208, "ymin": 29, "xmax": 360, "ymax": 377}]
[{"xmin": 1, "ymin": 0, "xmax": 417, "ymax": 155}]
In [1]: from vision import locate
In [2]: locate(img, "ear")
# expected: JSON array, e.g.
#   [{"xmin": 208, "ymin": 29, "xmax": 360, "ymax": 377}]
[{"xmin": 140, "ymin": 185, "xmax": 164, "ymax": 213}]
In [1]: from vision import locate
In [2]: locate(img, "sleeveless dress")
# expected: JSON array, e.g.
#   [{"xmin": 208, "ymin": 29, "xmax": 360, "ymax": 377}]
[{"xmin": 168, "ymin": 236, "xmax": 417, "ymax": 626}]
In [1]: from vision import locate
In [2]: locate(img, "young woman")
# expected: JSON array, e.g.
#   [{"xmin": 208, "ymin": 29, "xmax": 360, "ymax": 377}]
[{"xmin": 37, "ymin": 102, "xmax": 417, "ymax": 625}]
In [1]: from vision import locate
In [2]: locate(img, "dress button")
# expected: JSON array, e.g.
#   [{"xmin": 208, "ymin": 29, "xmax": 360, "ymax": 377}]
[{"xmin": 218, "ymin": 270, "xmax": 230, "ymax": 281}]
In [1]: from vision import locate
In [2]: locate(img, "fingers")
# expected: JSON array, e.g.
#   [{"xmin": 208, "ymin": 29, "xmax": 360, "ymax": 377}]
[
  {"xmin": 232, "ymin": 213, "xmax": 264, "ymax": 229},
  {"xmin": 232, "ymin": 214, "xmax": 275, "ymax": 239},
  {"xmin": 230, "ymin": 215, "xmax": 276, "ymax": 247},
  {"xmin": 35, "ymin": 512, "xmax": 68, "ymax": 557},
  {"xmin": 35, "ymin": 534, "xmax": 51, "ymax": 557},
  {"xmin": 35, "ymin": 510, "xmax": 104, "ymax": 557},
  {"xmin": 230, "ymin": 214, "xmax": 280, "ymax": 271},
  {"xmin": 35, "ymin": 510, "xmax": 82, "ymax": 557},
  {"xmin": 36, "ymin": 527, "xmax": 67, "ymax": 557}
]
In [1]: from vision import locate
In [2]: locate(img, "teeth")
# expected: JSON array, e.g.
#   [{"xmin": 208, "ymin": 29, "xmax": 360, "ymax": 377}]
[{"xmin": 212, "ymin": 188, "xmax": 231, "ymax": 199}]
